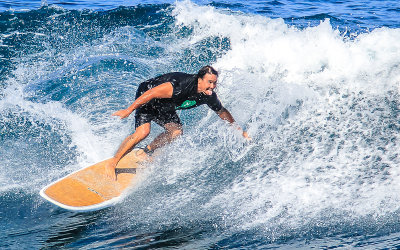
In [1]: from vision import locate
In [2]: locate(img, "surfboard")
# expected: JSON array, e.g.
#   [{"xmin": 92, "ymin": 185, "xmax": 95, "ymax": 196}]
[{"xmin": 40, "ymin": 149, "xmax": 145, "ymax": 212}]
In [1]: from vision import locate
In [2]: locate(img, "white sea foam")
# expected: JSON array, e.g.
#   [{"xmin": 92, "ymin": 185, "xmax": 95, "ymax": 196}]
[
  {"xmin": 0, "ymin": 82, "xmax": 109, "ymax": 191},
  {"xmin": 0, "ymin": 20, "xmax": 171, "ymax": 193},
  {"xmin": 141, "ymin": 0, "xmax": 400, "ymax": 234}
]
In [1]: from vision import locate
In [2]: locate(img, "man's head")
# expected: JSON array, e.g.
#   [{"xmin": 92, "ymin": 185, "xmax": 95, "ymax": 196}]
[{"xmin": 197, "ymin": 65, "xmax": 218, "ymax": 95}]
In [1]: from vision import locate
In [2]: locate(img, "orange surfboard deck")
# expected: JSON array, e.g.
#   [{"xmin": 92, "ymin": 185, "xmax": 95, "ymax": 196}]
[{"xmin": 40, "ymin": 149, "xmax": 144, "ymax": 212}]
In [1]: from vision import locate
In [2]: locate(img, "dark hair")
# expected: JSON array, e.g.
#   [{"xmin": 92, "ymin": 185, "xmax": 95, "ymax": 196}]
[{"xmin": 197, "ymin": 65, "xmax": 218, "ymax": 79}]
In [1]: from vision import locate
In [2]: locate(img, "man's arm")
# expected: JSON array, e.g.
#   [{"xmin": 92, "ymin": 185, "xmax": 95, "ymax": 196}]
[
  {"xmin": 217, "ymin": 108, "xmax": 251, "ymax": 140},
  {"xmin": 113, "ymin": 82, "xmax": 173, "ymax": 119}
]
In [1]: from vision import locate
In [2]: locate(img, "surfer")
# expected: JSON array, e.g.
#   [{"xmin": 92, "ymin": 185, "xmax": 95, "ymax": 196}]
[{"xmin": 105, "ymin": 65, "xmax": 250, "ymax": 180}]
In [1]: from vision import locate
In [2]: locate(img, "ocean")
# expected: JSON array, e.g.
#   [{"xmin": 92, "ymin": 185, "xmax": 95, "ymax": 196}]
[{"xmin": 1, "ymin": 0, "xmax": 400, "ymax": 249}]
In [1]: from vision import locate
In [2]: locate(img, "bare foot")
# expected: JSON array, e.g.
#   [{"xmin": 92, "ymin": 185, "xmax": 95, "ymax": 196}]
[
  {"xmin": 105, "ymin": 162, "xmax": 117, "ymax": 181},
  {"xmin": 134, "ymin": 149, "xmax": 151, "ymax": 162}
]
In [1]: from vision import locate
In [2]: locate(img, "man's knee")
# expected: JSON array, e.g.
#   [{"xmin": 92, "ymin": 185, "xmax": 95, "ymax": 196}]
[
  {"xmin": 171, "ymin": 128, "xmax": 183, "ymax": 138},
  {"xmin": 135, "ymin": 123, "xmax": 151, "ymax": 138},
  {"xmin": 164, "ymin": 123, "xmax": 183, "ymax": 139}
]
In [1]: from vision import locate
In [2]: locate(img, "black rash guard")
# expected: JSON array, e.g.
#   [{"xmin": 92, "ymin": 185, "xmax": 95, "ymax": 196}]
[{"xmin": 134, "ymin": 72, "xmax": 223, "ymax": 128}]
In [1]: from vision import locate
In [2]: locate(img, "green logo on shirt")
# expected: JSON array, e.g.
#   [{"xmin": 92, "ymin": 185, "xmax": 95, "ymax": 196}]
[{"xmin": 177, "ymin": 100, "xmax": 197, "ymax": 109}]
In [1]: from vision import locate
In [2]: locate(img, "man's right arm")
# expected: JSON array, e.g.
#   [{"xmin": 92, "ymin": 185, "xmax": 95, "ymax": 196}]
[{"xmin": 113, "ymin": 82, "xmax": 174, "ymax": 119}]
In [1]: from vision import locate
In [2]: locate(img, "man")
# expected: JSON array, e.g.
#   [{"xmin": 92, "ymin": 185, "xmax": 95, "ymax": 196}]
[{"xmin": 105, "ymin": 65, "xmax": 250, "ymax": 180}]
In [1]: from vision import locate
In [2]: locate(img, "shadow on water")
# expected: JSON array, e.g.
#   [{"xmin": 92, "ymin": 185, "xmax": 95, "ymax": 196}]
[
  {"xmin": 40, "ymin": 209, "xmax": 106, "ymax": 249},
  {"xmin": 39, "ymin": 204, "xmax": 214, "ymax": 249},
  {"xmin": 80, "ymin": 224, "xmax": 216, "ymax": 249},
  {"xmin": 0, "ymin": 190, "xmax": 104, "ymax": 249},
  {"xmin": 40, "ymin": 200, "xmax": 224, "ymax": 249}
]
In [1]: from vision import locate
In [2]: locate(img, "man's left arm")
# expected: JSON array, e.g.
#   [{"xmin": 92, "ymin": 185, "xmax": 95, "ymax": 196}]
[{"xmin": 217, "ymin": 108, "xmax": 251, "ymax": 140}]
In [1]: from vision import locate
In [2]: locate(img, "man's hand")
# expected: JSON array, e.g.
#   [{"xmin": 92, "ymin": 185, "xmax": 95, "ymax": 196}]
[
  {"xmin": 242, "ymin": 131, "xmax": 252, "ymax": 141},
  {"xmin": 112, "ymin": 109, "xmax": 132, "ymax": 119}
]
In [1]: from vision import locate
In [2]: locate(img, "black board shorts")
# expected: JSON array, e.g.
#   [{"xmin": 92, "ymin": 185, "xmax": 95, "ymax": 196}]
[{"xmin": 134, "ymin": 102, "xmax": 181, "ymax": 128}]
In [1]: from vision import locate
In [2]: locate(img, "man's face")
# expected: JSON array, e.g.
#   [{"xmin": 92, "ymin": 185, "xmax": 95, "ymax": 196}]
[{"xmin": 198, "ymin": 73, "xmax": 218, "ymax": 95}]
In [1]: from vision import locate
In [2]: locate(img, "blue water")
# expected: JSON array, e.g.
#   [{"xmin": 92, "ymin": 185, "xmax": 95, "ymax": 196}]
[{"xmin": 1, "ymin": 0, "xmax": 400, "ymax": 249}]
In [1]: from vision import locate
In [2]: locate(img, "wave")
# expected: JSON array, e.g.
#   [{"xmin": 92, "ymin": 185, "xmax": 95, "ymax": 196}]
[{"xmin": 1, "ymin": 1, "xmax": 400, "ymax": 247}]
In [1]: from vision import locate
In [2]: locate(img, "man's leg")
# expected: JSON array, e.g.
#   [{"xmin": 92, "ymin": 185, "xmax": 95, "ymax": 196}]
[
  {"xmin": 105, "ymin": 123, "xmax": 151, "ymax": 180},
  {"xmin": 145, "ymin": 122, "xmax": 183, "ymax": 153}
]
